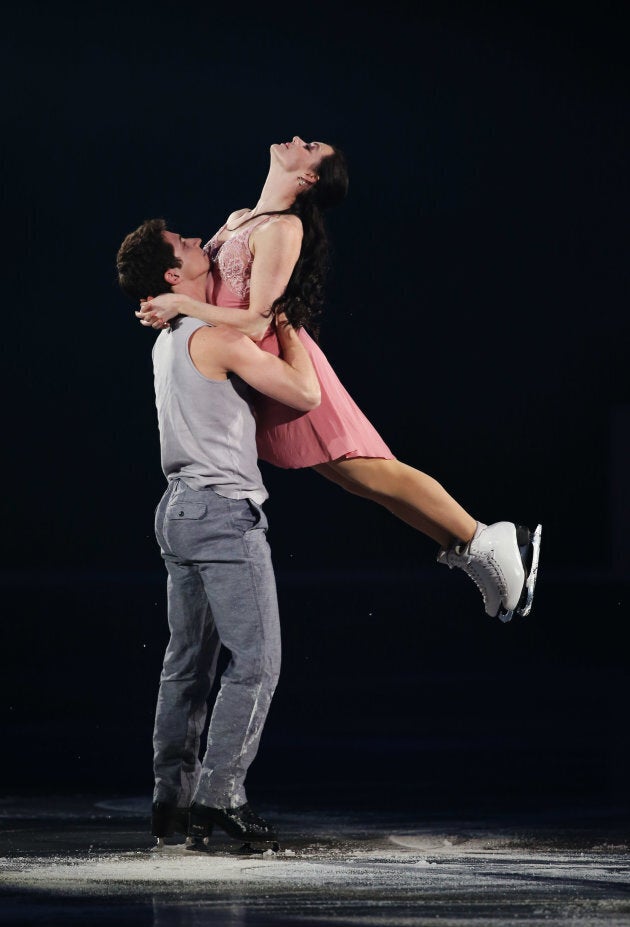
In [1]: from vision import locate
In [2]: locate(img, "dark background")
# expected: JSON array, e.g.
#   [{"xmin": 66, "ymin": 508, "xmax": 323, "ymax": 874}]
[{"xmin": 1, "ymin": 1, "xmax": 628, "ymax": 816}]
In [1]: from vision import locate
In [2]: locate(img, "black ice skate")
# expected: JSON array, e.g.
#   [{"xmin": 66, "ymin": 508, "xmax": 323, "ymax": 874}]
[
  {"xmin": 151, "ymin": 801, "xmax": 190, "ymax": 848},
  {"xmin": 189, "ymin": 801, "xmax": 280, "ymax": 854}
]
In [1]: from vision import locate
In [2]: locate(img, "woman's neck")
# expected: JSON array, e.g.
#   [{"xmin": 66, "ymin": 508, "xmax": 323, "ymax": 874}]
[
  {"xmin": 250, "ymin": 165, "xmax": 298, "ymax": 217},
  {"xmin": 226, "ymin": 165, "xmax": 299, "ymax": 230}
]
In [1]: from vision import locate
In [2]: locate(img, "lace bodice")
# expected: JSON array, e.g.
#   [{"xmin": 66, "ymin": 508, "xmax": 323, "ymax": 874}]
[
  {"xmin": 203, "ymin": 213, "xmax": 395, "ymax": 470},
  {"xmin": 204, "ymin": 215, "xmax": 273, "ymax": 301}
]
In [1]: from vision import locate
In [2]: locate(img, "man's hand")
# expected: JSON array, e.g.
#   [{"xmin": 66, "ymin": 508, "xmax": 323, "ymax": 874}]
[
  {"xmin": 274, "ymin": 312, "xmax": 297, "ymax": 352},
  {"xmin": 135, "ymin": 293, "xmax": 182, "ymax": 329}
]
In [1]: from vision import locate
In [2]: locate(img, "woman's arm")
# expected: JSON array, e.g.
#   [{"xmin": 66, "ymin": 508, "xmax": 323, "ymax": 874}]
[
  {"xmin": 136, "ymin": 293, "xmax": 270, "ymax": 340},
  {"xmin": 136, "ymin": 215, "xmax": 303, "ymax": 341}
]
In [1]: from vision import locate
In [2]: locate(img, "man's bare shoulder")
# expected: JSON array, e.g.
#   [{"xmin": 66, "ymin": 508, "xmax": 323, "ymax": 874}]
[
  {"xmin": 189, "ymin": 325, "xmax": 256, "ymax": 365},
  {"xmin": 190, "ymin": 324, "xmax": 248, "ymax": 348},
  {"xmin": 188, "ymin": 324, "xmax": 256, "ymax": 379}
]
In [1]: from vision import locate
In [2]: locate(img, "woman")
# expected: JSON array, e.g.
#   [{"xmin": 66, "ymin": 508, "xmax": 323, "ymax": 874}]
[{"xmin": 137, "ymin": 136, "xmax": 541, "ymax": 622}]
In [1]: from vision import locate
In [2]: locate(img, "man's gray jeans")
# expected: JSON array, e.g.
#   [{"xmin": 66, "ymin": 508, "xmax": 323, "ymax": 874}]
[{"xmin": 152, "ymin": 478, "xmax": 281, "ymax": 809}]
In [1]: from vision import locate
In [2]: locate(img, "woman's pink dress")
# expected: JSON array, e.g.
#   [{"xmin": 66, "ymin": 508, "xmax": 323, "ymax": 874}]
[{"xmin": 204, "ymin": 217, "xmax": 395, "ymax": 469}]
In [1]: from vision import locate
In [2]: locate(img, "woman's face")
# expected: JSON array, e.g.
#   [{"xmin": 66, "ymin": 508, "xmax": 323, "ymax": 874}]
[{"xmin": 271, "ymin": 136, "xmax": 334, "ymax": 174}]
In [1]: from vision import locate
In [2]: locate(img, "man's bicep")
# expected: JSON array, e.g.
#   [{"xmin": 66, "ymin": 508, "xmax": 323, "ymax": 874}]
[{"xmin": 224, "ymin": 338, "xmax": 293, "ymax": 400}]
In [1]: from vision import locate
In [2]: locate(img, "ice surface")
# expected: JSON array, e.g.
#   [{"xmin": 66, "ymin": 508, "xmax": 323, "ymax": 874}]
[
  {"xmin": 3, "ymin": 829, "xmax": 629, "ymax": 893},
  {"xmin": 1, "ymin": 797, "xmax": 630, "ymax": 926}
]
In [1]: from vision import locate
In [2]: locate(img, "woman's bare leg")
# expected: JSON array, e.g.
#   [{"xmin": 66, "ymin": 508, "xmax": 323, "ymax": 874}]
[
  {"xmin": 312, "ymin": 458, "xmax": 476, "ymax": 548},
  {"xmin": 313, "ymin": 457, "xmax": 542, "ymax": 622}
]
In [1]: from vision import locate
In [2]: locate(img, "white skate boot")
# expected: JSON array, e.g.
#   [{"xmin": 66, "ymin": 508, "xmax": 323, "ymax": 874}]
[{"xmin": 437, "ymin": 521, "xmax": 542, "ymax": 622}]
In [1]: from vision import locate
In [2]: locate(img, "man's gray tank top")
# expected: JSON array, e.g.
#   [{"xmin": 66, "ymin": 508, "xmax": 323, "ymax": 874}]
[{"xmin": 152, "ymin": 316, "xmax": 267, "ymax": 504}]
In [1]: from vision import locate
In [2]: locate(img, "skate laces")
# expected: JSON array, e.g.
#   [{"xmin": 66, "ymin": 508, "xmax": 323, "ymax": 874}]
[{"xmin": 441, "ymin": 541, "xmax": 507, "ymax": 607}]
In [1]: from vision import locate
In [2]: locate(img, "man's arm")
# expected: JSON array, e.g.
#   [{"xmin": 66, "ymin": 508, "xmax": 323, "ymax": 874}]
[{"xmin": 189, "ymin": 319, "xmax": 321, "ymax": 412}]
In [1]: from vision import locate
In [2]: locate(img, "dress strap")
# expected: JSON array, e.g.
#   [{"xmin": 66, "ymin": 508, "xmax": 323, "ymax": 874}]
[
  {"xmin": 205, "ymin": 213, "xmax": 279, "ymax": 257},
  {"xmin": 233, "ymin": 213, "xmax": 278, "ymax": 236}
]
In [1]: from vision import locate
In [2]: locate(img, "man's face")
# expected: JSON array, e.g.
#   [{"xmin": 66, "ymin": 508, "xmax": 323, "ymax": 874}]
[{"xmin": 162, "ymin": 231, "xmax": 209, "ymax": 284}]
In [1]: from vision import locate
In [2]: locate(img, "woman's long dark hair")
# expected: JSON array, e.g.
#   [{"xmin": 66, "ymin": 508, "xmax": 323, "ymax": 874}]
[{"xmin": 264, "ymin": 147, "xmax": 349, "ymax": 339}]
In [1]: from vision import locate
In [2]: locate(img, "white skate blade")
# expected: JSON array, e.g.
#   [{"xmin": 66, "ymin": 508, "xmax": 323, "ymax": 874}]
[{"xmin": 517, "ymin": 524, "xmax": 542, "ymax": 617}]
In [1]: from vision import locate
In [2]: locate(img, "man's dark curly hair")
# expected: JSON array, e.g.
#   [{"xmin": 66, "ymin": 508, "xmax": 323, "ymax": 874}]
[{"xmin": 116, "ymin": 218, "xmax": 180, "ymax": 300}]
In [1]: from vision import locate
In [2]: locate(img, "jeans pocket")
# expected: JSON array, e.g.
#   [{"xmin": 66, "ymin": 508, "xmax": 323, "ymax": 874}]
[
  {"xmin": 228, "ymin": 498, "xmax": 262, "ymax": 535},
  {"xmin": 166, "ymin": 501, "xmax": 207, "ymax": 521},
  {"xmin": 244, "ymin": 498, "xmax": 268, "ymax": 534}
]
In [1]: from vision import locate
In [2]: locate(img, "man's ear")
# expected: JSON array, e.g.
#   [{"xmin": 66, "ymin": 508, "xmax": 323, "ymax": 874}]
[{"xmin": 164, "ymin": 267, "xmax": 181, "ymax": 286}]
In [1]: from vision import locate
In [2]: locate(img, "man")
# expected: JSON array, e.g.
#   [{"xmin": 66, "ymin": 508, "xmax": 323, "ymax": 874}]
[{"xmin": 116, "ymin": 218, "xmax": 320, "ymax": 850}]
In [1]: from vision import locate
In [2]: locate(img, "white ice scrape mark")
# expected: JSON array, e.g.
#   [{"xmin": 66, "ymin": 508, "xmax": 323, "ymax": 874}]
[
  {"xmin": 94, "ymin": 797, "xmax": 151, "ymax": 814},
  {"xmin": 0, "ymin": 851, "xmax": 276, "ymax": 887},
  {"xmin": 387, "ymin": 832, "xmax": 486, "ymax": 854}
]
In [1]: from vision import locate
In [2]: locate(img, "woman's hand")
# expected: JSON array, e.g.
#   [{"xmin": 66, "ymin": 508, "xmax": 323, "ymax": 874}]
[{"xmin": 135, "ymin": 293, "xmax": 183, "ymax": 329}]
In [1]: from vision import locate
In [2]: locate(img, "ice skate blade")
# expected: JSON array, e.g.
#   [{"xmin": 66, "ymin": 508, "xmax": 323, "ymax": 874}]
[
  {"xmin": 517, "ymin": 523, "xmax": 542, "ymax": 617},
  {"xmin": 183, "ymin": 837, "xmax": 279, "ymax": 856},
  {"xmin": 154, "ymin": 836, "xmax": 193, "ymax": 850},
  {"xmin": 238, "ymin": 840, "xmax": 280, "ymax": 856},
  {"xmin": 184, "ymin": 835, "xmax": 212, "ymax": 853}
]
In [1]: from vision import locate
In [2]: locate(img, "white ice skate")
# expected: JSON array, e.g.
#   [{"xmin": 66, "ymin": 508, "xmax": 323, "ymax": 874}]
[{"xmin": 437, "ymin": 521, "xmax": 542, "ymax": 622}]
